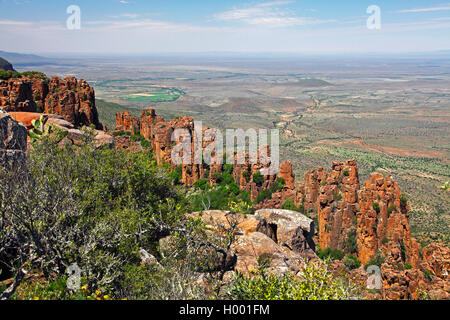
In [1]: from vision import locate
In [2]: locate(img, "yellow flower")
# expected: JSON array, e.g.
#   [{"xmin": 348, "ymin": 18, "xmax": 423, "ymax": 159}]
[
  {"xmin": 103, "ymin": 295, "xmax": 110, "ymax": 300},
  {"xmin": 95, "ymin": 290, "xmax": 102, "ymax": 296},
  {"xmin": 96, "ymin": 297, "xmax": 102, "ymax": 300},
  {"xmin": 87, "ymin": 296, "xmax": 92, "ymax": 299},
  {"xmin": 33, "ymin": 296, "xmax": 39, "ymax": 300}
]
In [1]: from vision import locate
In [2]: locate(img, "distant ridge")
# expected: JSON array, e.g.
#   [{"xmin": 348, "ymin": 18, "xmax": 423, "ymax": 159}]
[
  {"xmin": 0, "ymin": 57, "xmax": 15, "ymax": 71},
  {"xmin": 0, "ymin": 51, "xmax": 50, "ymax": 64}
]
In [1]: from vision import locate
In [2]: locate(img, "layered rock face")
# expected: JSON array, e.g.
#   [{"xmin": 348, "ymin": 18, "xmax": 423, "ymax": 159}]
[
  {"xmin": 0, "ymin": 109, "xmax": 27, "ymax": 168},
  {"xmin": 357, "ymin": 173, "xmax": 420, "ymax": 266},
  {"xmin": 317, "ymin": 160, "xmax": 360, "ymax": 253},
  {"xmin": 0, "ymin": 76, "xmax": 102, "ymax": 129},
  {"xmin": 115, "ymin": 109, "xmax": 282, "ymax": 197},
  {"xmin": 190, "ymin": 209, "xmax": 317, "ymax": 277}
]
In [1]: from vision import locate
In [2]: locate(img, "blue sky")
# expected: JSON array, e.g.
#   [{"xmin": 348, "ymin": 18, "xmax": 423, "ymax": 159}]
[{"xmin": 1, "ymin": 0, "xmax": 449, "ymax": 54}]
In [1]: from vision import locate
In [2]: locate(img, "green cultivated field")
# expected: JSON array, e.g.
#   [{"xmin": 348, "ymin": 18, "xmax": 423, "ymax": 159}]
[{"xmin": 120, "ymin": 87, "xmax": 185, "ymax": 103}]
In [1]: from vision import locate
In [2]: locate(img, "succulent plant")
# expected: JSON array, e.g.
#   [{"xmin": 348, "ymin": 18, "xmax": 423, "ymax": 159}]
[{"xmin": 28, "ymin": 115, "xmax": 52, "ymax": 143}]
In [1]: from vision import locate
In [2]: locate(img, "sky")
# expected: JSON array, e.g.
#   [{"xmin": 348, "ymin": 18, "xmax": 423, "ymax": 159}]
[{"xmin": 0, "ymin": 0, "xmax": 450, "ymax": 55}]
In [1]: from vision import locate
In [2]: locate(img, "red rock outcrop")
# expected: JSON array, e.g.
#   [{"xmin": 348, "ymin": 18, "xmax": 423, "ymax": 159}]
[
  {"xmin": 0, "ymin": 75, "xmax": 102, "ymax": 129},
  {"xmin": 116, "ymin": 111, "xmax": 140, "ymax": 134},
  {"xmin": 357, "ymin": 173, "xmax": 420, "ymax": 267}
]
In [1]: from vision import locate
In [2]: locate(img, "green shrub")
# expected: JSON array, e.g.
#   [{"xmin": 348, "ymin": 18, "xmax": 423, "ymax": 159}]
[
  {"xmin": 170, "ymin": 164, "xmax": 183, "ymax": 184},
  {"xmin": 422, "ymin": 269, "xmax": 434, "ymax": 280},
  {"xmin": 343, "ymin": 254, "xmax": 361, "ymax": 270},
  {"xmin": 112, "ymin": 130, "xmax": 132, "ymax": 137},
  {"xmin": 334, "ymin": 193, "xmax": 343, "ymax": 201},
  {"xmin": 193, "ymin": 179, "xmax": 210, "ymax": 190},
  {"xmin": 140, "ymin": 139, "xmax": 152, "ymax": 150},
  {"xmin": 242, "ymin": 170, "xmax": 251, "ymax": 181},
  {"xmin": 364, "ymin": 253, "xmax": 385, "ymax": 270},
  {"xmin": 213, "ymin": 172, "xmax": 223, "ymax": 183},
  {"xmin": 346, "ymin": 229, "xmax": 358, "ymax": 254},
  {"xmin": 373, "ymin": 202, "xmax": 380, "ymax": 213},
  {"xmin": 317, "ymin": 247, "xmax": 345, "ymax": 261},
  {"xmin": 387, "ymin": 204, "xmax": 397, "ymax": 216},
  {"xmin": 400, "ymin": 194, "xmax": 408, "ymax": 209},
  {"xmin": 257, "ymin": 189, "xmax": 272, "ymax": 203},
  {"xmin": 282, "ymin": 199, "xmax": 304, "ymax": 213},
  {"xmin": 0, "ymin": 136, "xmax": 189, "ymax": 299},
  {"xmin": 227, "ymin": 262, "xmax": 358, "ymax": 300},
  {"xmin": 252, "ymin": 172, "xmax": 264, "ymax": 187},
  {"xmin": 130, "ymin": 134, "xmax": 145, "ymax": 142}
]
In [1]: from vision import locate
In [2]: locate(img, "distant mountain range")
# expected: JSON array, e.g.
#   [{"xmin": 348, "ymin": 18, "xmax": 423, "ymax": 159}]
[{"xmin": 0, "ymin": 51, "xmax": 59, "ymax": 68}]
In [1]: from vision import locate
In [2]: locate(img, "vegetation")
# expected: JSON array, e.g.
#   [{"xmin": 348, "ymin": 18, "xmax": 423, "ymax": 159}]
[
  {"xmin": 0, "ymin": 69, "xmax": 47, "ymax": 81},
  {"xmin": 364, "ymin": 253, "xmax": 385, "ymax": 270},
  {"xmin": 0, "ymin": 135, "xmax": 222, "ymax": 300},
  {"xmin": 120, "ymin": 87, "xmax": 185, "ymax": 103},
  {"xmin": 343, "ymin": 254, "xmax": 361, "ymax": 270},
  {"xmin": 282, "ymin": 199, "xmax": 305, "ymax": 213},
  {"xmin": 227, "ymin": 262, "xmax": 358, "ymax": 300},
  {"xmin": 317, "ymin": 247, "xmax": 345, "ymax": 261}
]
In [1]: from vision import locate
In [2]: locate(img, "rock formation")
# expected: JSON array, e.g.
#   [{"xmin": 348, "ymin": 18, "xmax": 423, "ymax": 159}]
[
  {"xmin": 113, "ymin": 107, "xmax": 449, "ymax": 300},
  {"xmin": 0, "ymin": 75, "xmax": 102, "ymax": 129},
  {"xmin": 0, "ymin": 109, "xmax": 27, "ymax": 168}
]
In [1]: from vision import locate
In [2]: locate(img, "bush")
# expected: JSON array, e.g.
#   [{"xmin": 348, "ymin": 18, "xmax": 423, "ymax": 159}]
[
  {"xmin": 0, "ymin": 136, "xmax": 189, "ymax": 299},
  {"xmin": 364, "ymin": 253, "xmax": 385, "ymax": 270},
  {"xmin": 252, "ymin": 172, "xmax": 264, "ymax": 187},
  {"xmin": 387, "ymin": 204, "xmax": 397, "ymax": 216},
  {"xmin": 373, "ymin": 202, "xmax": 380, "ymax": 213},
  {"xmin": 227, "ymin": 262, "xmax": 358, "ymax": 300},
  {"xmin": 343, "ymin": 254, "xmax": 361, "ymax": 270},
  {"xmin": 282, "ymin": 199, "xmax": 304, "ymax": 213},
  {"xmin": 257, "ymin": 189, "xmax": 272, "ymax": 203},
  {"xmin": 242, "ymin": 170, "xmax": 251, "ymax": 181},
  {"xmin": 400, "ymin": 194, "xmax": 408, "ymax": 209},
  {"xmin": 130, "ymin": 134, "xmax": 145, "ymax": 142},
  {"xmin": 193, "ymin": 179, "xmax": 210, "ymax": 190},
  {"xmin": 170, "ymin": 164, "xmax": 183, "ymax": 185},
  {"xmin": 317, "ymin": 247, "xmax": 345, "ymax": 261},
  {"xmin": 334, "ymin": 193, "xmax": 343, "ymax": 201},
  {"xmin": 346, "ymin": 229, "xmax": 358, "ymax": 254},
  {"xmin": 140, "ymin": 139, "xmax": 152, "ymax": 150}
]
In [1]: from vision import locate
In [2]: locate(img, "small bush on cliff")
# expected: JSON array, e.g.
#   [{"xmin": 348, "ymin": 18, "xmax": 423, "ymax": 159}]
[
  {"xmin": 317, "ymin": 247, "xmax": 345, "ymax": 261},
  {"xmin": 252, "ymin": 172, "xmax": 264, "ymax": 187},
  {"xmin": 343, "ymin": 254, "xmax": 361, "ymax": 270},
  {"xmin": 400, "ymin": 194, "xmax": 408, "ymax": 209},
  {"xmin": 282, "ymin": 199, "xmax": 305, "ymax": 213},
  {"xmin": 387, "ymin": 204, "xmax": 397, "ymax": 216},
  {"xmin": 373, "ymin": 202, "xmax": 380, "ymax": 213},
  {"xmin": 227, "ymin": 262, "xmax": 358, "ymax": 300},
  {"xmin": 193, "ymin": 179, "xmax": 210, "ymax": 190},
  {"xmin": 364, "ymin": 252, "xmax": 385, "ymax": 270}
]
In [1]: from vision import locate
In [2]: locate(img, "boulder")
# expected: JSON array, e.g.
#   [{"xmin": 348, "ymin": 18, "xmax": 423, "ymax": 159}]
[
  {"xmin": 255, "ymin": 209, "xmax": 315, "ymax": 253},
  {"xmin": 0, "ymin": 110, "xmax": 27, "ymax": 168}
]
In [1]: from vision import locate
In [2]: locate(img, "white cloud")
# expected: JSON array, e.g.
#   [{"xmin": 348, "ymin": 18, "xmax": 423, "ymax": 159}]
[
  {"xmin": 397, "ymin": 5, "xmax": 450, "ymax": 13},
  {"xmin": 213, "ymin": 1, "xmax": 331, "ymax": 27}
]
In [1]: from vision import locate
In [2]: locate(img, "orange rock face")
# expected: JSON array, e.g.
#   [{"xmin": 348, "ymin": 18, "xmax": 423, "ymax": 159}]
[{"xmin": 0, "ymin": 76, "xmax": 102, "ymax": 129}]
